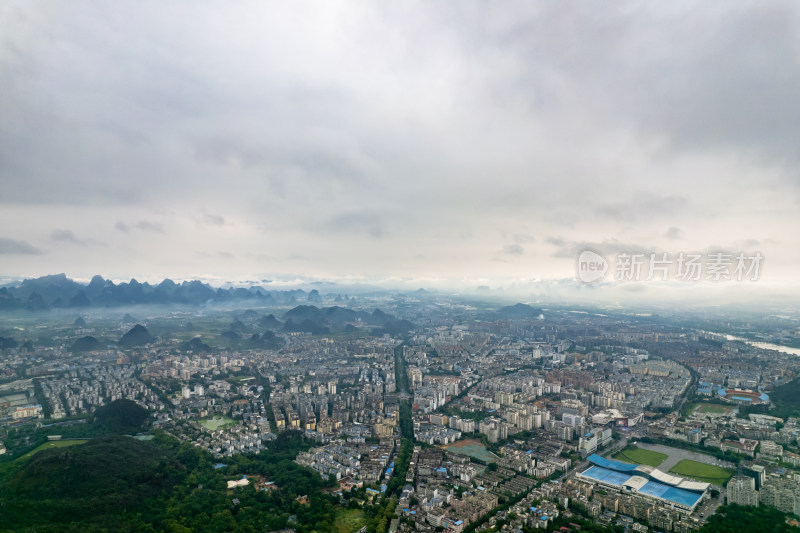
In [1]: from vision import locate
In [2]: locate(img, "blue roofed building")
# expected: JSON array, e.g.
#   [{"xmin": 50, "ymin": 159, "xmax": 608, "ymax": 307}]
[{"xmin": 576, "ymin": 454, "xmax": 709, "ymax": 513}]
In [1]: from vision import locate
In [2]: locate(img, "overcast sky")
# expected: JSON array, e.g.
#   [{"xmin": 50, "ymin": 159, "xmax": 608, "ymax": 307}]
[{"xmin": 1, "ymin": 1, "xmax": 799, "ymax": 298}]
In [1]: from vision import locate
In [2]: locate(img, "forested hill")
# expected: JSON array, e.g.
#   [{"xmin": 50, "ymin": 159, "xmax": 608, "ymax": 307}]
[{"xmin": 0, "ymin": 431, "xmax": 341, "ymax": 532}]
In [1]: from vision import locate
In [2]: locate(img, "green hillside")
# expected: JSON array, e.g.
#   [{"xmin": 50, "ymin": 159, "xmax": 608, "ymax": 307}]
[
  {"xmin": 93, "ymin": 398, "xmax": 148, "ymax": 433},
  {"xmin": 0, "ymin": 431, "xmax": 340, "ymax": 533},
  {"xmin": 0, "ymin": 435, "xmax": 181, "ymax": 530}
]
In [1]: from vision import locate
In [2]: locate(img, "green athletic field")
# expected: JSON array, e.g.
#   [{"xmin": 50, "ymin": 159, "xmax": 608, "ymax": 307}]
[
  {"xmin": 668, "ymin": 459, "xmax": 733, "ymax": 486},
  {"xmin": 613, "ymin": 446, "xmax": 668, "ymax": 467}
]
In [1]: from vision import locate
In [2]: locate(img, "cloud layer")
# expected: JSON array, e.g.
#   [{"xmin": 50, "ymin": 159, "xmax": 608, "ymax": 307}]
[{"xmin": 1, "ymin": 1, "xmax": 798, "ymax": 294}]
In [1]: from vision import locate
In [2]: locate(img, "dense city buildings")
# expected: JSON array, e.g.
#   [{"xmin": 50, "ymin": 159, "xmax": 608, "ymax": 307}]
[{"xmin": 2, "ymin": 287, "xmax": 800, "ymax": 532}]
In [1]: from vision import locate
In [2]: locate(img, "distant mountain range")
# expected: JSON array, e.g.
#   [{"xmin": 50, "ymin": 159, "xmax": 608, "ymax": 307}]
[
  {"xmin": 0, "ymin": 296, "xmax": 417, "ymax": 352},
  {"xmin": 0, "ymin": 273, "xmax": 344, "ymax": 311}
]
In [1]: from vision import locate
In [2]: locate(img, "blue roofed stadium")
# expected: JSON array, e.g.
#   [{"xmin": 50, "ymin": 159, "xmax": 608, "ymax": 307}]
[
  {"xmin": 580, "ymin": 466, "xmax": 634, "ymax": 486},
  {"xmin": 576, "ymin": 454, "xmax": 709, "ymax": 512},
  {"xmin": 716, "ymin": 387, "xmax": 769, "ymax": 405},
  {"xmin": 585, "ymin": 454, "xmax": 640, "ymax": 472},
  {"xmin": 637, "ymin": 481, "xmax": 703, "ymax": 508}
]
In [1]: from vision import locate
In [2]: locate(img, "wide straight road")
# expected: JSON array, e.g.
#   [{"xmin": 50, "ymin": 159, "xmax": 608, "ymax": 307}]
[{"xmin": 394, "ymin": 342, "xmax": 410, "ymax": 398}]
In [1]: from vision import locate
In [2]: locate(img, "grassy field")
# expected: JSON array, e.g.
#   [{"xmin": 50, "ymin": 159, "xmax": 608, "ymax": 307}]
[
  {"xmin": 199, "ymin": 416, "xmax": 236, "ymax": 431},
  {"xmin": 444, "ymin": 439, "xmax": 498, "ymax": 463},
  {"xmin": 684, "ymin": 402, "xmax": 732, "ymax": 417},
  {"xmin": 334, "ymin": 508, "xmax": 365, "ymax": 533},
  {"xmin": 613, "ymin": 446, "xmax": 668, "ymax": 467},
  {"xmin": 15, "ymin": 439, "xmax": 88, "ymax": 462},
  {"xmin": 695, "ymin": 404, "xmax": 729, "ymax": 414},
  {"xmin": 669, "ymin": 459, "xmax": 734, "ymax": 486}
]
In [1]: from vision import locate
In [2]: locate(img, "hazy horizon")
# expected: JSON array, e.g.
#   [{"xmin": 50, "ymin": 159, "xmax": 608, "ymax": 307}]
[{"xmin": 2, "ymin": 271, "xmax": 798, "ymax": 313}]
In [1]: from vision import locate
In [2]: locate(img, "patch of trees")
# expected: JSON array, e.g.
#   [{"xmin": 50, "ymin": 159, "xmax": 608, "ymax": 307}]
[
  {"xmin": 364, "ymin": 496, "xmax": 398, "ymax": 533},
  {"xmin": 700, "ymin": 503, "xmax": 795, "ymax": 533},
  {"xmin": 394, "ymin": 343, "xmax": 409, "ymax": 393}
]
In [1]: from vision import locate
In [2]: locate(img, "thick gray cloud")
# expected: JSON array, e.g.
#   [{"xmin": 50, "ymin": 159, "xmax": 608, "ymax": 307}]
[
  {"xmin": 595, "ymin": 195, "xmax": 690, "ymax": 222},
  {"xmin": 324, "ymin": 211, "xmax": 387, "ymax": 238},
  {"xmin": 51, "ymin": 229, "xmax": 106, "ymax": 247},
  {"xmin": 0, "ymin": 1, "xmax": 798, "ymax": 295},
  {"xmin": 115, "ymin": 220, "xmax": 165, "ymax": 234},
  {"xmin": 0, "ymin": 238, "xmax": 44, "ymax": 255},
  {"xmin": 512, "ymin": 234, "xmax": 536, "ymax": 244},
  {"xmin": 132, "ymin": 221, "xmax": 165, "ymax": 233},
  {"xmin": 51, "ymin": 229, "xmax": 84, "ymax": 245},
  {"xmin": 201, "ymin": 214, "xmax": 225, "ymax": 226},
  {"xmin": 548, "ymin": 239, "xmax": 654, "ymax": 259},
  {"xmin": 665, "ymin": 227, "xmax": 683, "ymax": 240}
]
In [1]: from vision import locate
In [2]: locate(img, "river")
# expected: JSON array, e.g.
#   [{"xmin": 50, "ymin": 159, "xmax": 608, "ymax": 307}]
[{"xmin": 722, "ymin": 334, "xmax": 800, "ymax": 357}]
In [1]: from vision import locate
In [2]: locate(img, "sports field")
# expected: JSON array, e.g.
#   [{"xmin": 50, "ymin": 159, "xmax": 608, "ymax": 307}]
[
  {"xmin": 613, "ymin": 446, "xmax": 668, "ymax": 467},
  {"xmin": 694, "ymin": 404, "xmax": 730, "ymax": 415},
  {"xmin": 668, "ymin": 459, "xmax": 733, "ymax": 486},
  {"xmin": 16, "ymin": 439, "xmax": 88, "ymax": 462},
  {"xmin": 444, "ymin": 439, "xmax": 497, "ymax": 463},
  {"xmin": 199, "ymin": 415, "xmax": 236, "ymax": 431}
]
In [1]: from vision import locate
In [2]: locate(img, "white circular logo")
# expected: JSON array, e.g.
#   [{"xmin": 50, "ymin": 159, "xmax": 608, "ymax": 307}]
[{"xmin": 576, "ymin": 250, "xmax": 608, "ymax": 283}]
